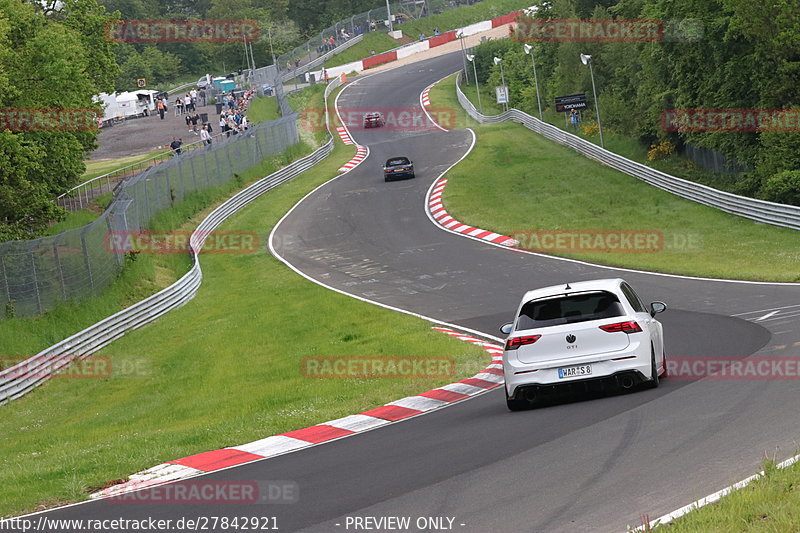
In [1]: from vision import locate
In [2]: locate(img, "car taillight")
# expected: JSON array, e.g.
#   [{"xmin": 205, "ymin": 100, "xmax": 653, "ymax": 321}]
[
  {"xmin": 599, "ymin": 321, "xmax": 642, "ymax": 334},
  {"xmin": 505, "ymin": 335, "xmax": 541, "ymax": 350},
  {"xmin": 384, "ymin": 169, "xmax": 391, "ymax": 173}
]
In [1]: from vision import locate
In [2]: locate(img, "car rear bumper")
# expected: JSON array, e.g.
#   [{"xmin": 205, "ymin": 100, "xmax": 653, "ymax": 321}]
[
  {"xmin": 507, "ymin": 369, "xmax": 649, "ymax": 400},
  {"xmin": 385, "ymin": 171, "xmax": 414, "ymax": 181},
  {"xmin": 504, "ymin": 353, "xmax": 650, "ymax": 398}
]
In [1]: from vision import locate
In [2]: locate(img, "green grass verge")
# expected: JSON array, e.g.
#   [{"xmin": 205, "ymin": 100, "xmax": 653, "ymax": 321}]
[
  {"xmin": 0, "ymin": 83, "xmax": 490, "ymax": 516},
  {"xmin": 325, "ymin": 33, "xmax": 400, "ymax": 68},
  {"xmin": 652, "ymin": 458, "xmax": 800, "ymax": 532},
  {"xmin": 429, "ymin": 74, "xmax": 800, "ymax": 282},
  {"xmin": 247, "ymin": 96, "xmax": 280, "ymax": 122},
  {"xmin": 82, "ymin": 151, "xmax": 166, "ymax": 181},
  {"xmin": 325, "ymin": 0, "xmax": 531, "ymax": 69}
]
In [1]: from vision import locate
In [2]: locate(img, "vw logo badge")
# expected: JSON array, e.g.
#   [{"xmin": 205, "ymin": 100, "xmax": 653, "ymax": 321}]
[{"xmin": 566, "ymin": 334, "xmax": 576, "ymax": 343}]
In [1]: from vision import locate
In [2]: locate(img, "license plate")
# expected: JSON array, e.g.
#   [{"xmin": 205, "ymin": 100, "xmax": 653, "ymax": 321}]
[
  {"xmin": 394, "ymin": 169, "xmax": 404, "ymax": 172},
  {"xmin": 558, "ymin": 364, "xmax": 592, "ymax": 379}
]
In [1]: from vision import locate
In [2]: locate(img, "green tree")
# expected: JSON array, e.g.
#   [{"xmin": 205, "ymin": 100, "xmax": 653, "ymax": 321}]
[{"xmin": 0, "ymin": 0, "xmax": 118, "ymax": 241}]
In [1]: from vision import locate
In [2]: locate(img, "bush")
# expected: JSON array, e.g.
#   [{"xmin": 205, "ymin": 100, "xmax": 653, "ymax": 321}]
[
  {"xmin": 759, "ymin": 170, "xmax": 800, "ymax": 206},
  {"xmin": 647, "ymin": 140, "xmax": 676, "ymax": 161}
]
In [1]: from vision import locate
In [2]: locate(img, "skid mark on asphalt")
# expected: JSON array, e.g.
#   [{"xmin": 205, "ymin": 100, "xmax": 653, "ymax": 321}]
[{"xmin": 536, "ymin": 412, "xmax": 644, "ymax": 531}]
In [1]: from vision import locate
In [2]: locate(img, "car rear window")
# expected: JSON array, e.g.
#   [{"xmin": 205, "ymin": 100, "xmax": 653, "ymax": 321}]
[
  {"xmin": 516, "ymin": 291, "xmax": 625, "ymax": 330},
  {"xmin": 387, "ymin": 157, "xmax": 410, "ymax": 166}
]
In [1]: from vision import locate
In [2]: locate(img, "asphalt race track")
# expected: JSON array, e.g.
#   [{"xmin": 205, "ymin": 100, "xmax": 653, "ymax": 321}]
[{"xmin": 30, "ymin": 52, "xmax": 800, "ymax": 532}]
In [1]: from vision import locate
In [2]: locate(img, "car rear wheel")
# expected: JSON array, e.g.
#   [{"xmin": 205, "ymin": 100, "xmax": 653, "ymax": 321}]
[{"xmin": 643, "ymin": 346, "xmax": 660, "ymax": 389}]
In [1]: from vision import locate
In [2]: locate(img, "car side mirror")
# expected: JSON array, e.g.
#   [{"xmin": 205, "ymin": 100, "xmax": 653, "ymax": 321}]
[
  {"xmin": 649, "ymin": 301, "xmax": 667, "ymax": 317},
  {"xmin": 500, "ymin": 323, "xmax": 513, "ymax": 335}
]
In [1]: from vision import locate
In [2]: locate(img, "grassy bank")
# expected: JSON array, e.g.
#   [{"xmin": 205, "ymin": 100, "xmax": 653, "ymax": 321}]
[
  {"xmin": 429, "ymin": 74, "xmax": 800, "ymax": 281},
  {"xmin": 648, "ymin": 458, "xmax": 800, "ymax": 532},
  {"xmin": 0, "ymin": 83, "xmax": 490, "ymax": 516},
  {"xmin": 247, "ymin": 95, "xmax": 280, "ymax": 122}
]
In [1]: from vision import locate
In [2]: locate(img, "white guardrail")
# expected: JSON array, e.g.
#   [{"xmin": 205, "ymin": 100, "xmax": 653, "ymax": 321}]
[
  {"xmin": 0, "ymin": 76, "xmax": 344, "ymax": 405},
  {"xmin": 455, "ymin": 74, "xmax": 800, "ymax": 231}
]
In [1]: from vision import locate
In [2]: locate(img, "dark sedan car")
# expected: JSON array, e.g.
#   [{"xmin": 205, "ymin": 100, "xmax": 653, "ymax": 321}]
[
  {"xmin": 384, "ymin": 156, "xmax": 415, "ymax": 181},
  {"xmin": 363, "ymin": 112, "xmax": 384, "ymax": 128}
]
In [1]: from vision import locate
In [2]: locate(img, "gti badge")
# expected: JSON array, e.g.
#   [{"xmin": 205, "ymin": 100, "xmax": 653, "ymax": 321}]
[{"xmin": 566, "ymin": 334, "xmax": 576, "ymax": 344}]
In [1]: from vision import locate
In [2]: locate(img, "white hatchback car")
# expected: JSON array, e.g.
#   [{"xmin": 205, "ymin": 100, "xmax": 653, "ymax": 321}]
[{"xmin": 501, "ymin": 278, "xmax": 666, "ymax": 410}]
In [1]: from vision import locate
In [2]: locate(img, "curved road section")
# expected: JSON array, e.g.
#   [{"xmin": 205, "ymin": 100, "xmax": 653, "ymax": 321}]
[{"xmin": 29, "ymin": 52, "xmax": 800, "ymax": 533}]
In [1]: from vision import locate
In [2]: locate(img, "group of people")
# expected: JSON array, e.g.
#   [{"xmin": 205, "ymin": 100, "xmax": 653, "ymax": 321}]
[
  {"xmin": 175, "ymin": 88, "xmax": 206, "ymax": 115},
  {"xmin": 569, "ymin": 109, "xmax": 582, "ymax": 131},
  {"xmin": 168, "ymin": 88, "xmax": 255, "ymax": 155},
  {"xmin": 218, "ymin": 89, "xmax": 254, "ymax": 137}
]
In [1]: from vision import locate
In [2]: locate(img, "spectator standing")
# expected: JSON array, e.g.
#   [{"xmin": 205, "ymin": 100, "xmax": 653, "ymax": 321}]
[
  {"xmin": 220, "ymin": 114, "xmax": 229, "ymax": 137},
  {"xmin": 200, "ymin": 124, "xmax": 212, "ymax": 145},
  {"xmin": 175, "ymin": 97, "xmax": 183, "ymax": 115},
  {"xmin": 199, "ymin": 88, "xmax": 206, "ymax": 106},
  {"xmin": 169, "ymin": 137, "xmax": 182, "ymax": 156},
  {"xmin": 190, "ymin": 112, "xmax": 200, "ymax": 134},
  {"xmin": 157, "ymin": 99, "xmax": 165, "ymax": 120}
]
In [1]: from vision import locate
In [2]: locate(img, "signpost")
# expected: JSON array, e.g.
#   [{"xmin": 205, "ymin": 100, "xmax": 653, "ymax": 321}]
[
  {"xmin": 137, "ymin": 78, "xmax": 147, "ymax": 88},
  {"xmin": 496, "ymin": 86, "xmax": 509, "ymax": 105}
]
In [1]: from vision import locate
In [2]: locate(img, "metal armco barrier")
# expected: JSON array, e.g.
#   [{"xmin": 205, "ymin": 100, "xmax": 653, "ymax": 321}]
[
  {"xmin": 0, "ymin": 76, "xmax": 344, "ymax": 405},
  {"xmin": 455, "ymin": 73, "xmax": 800, "ymax": 231}
]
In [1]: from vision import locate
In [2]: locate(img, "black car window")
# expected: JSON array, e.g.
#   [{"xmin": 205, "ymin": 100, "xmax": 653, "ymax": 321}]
[
  {"xmin": 516, "ymin": 291, "xmax": 625, "ymax": 330},
  {"xmin": 387, "ymin": 157, "xmax": 410, "ymax": 166},
  {"xmin": 620, "ymin": 283, "xmax": 646, "ymax": 313}
]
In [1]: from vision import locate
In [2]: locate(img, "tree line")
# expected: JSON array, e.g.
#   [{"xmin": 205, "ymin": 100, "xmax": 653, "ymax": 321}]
[{"xmin": 472, "ymin": 0, "xmax": 800, "ymax": 204}]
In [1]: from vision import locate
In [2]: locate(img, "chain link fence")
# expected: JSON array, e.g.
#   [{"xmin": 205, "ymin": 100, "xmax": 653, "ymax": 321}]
[{"xmin": 1, "ymin": 110, "xmax": 299, "ymax": 318}]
